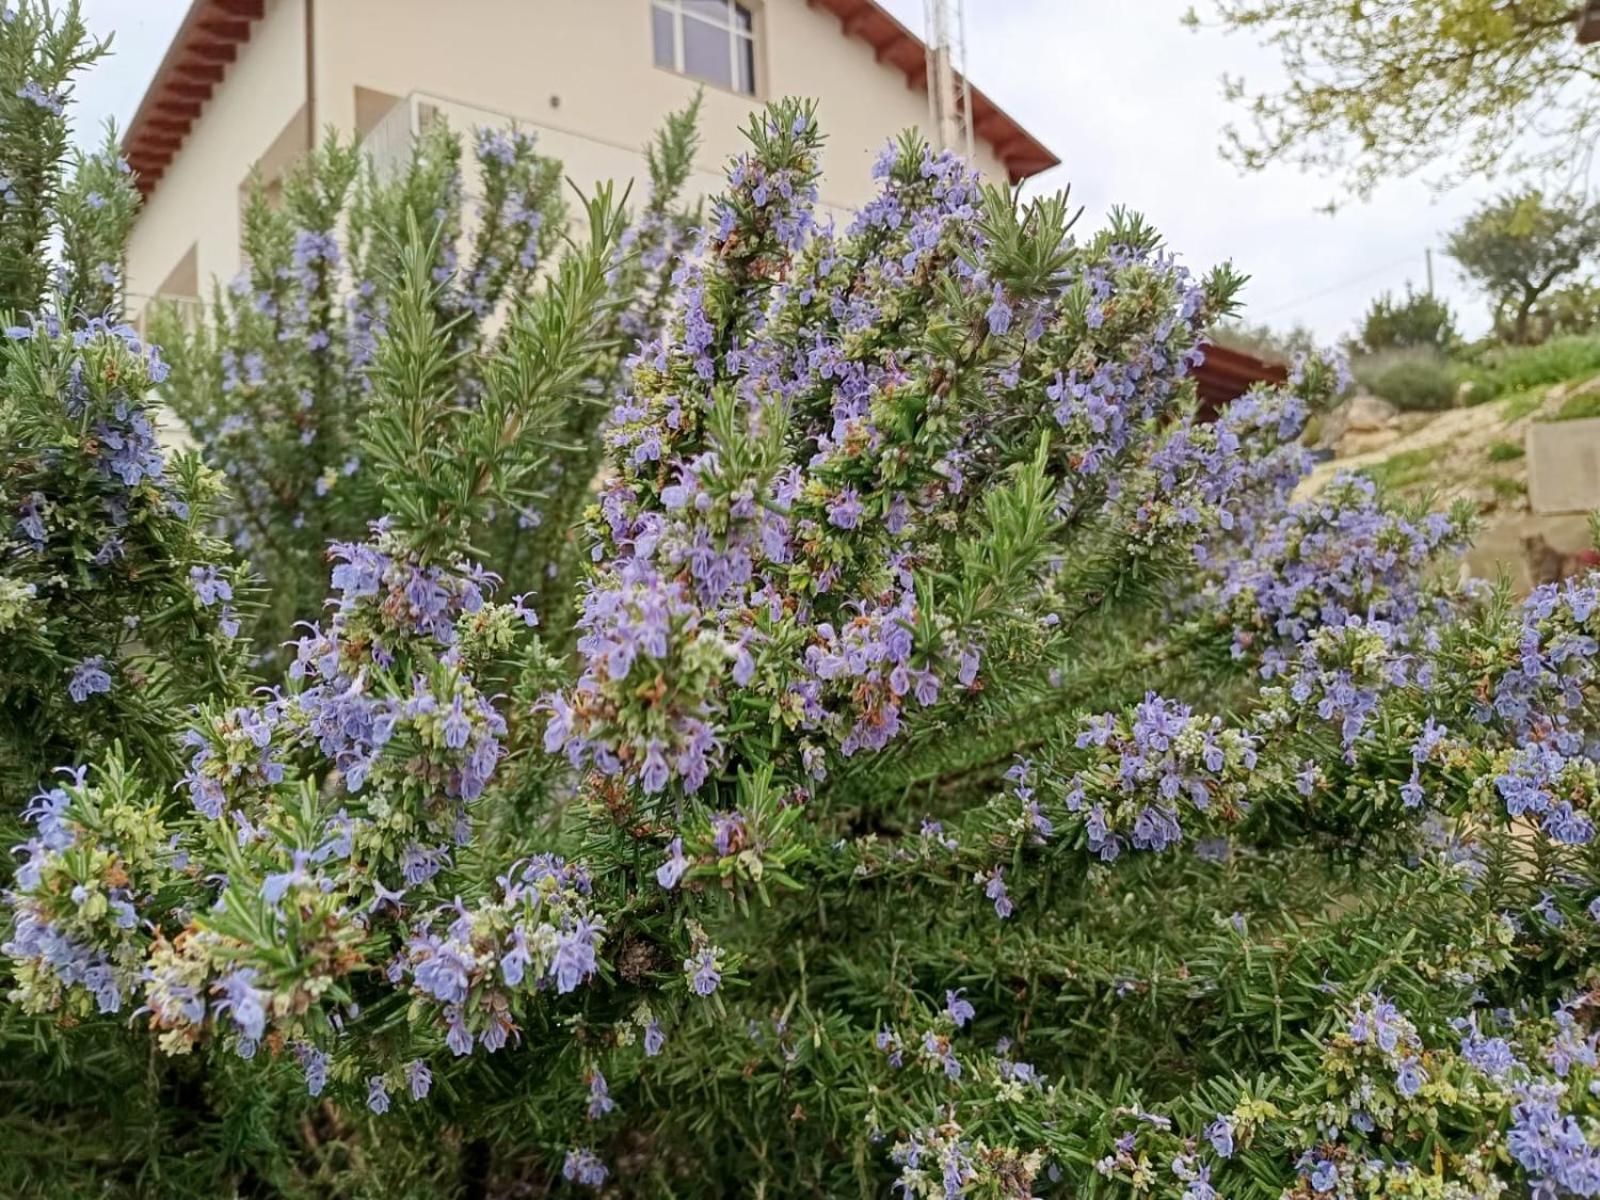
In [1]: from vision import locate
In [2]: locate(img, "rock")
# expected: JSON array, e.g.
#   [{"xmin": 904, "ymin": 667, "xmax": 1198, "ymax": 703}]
[
  {"xmin": 1312, "ymin": 404, "xmax": 1350, "ymax": 451},
  {"xmin": 1345, "ymin": 392, "xmax": 1398, "ymax": 432},
  {"xmin": 1312, "ymin": 403, "xmax": 1348, "ymax": 450},
  {"xmin": 1466, "ymin": 485, "xmax": 1500, "ymax": 514},
  {"xmin": 1337, "ymin": 426, "xmax": 1403, "ymax": 456}
]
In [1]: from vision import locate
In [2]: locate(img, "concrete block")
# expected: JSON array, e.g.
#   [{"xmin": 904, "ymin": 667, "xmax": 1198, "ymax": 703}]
[{"xmin": 1527, "ymin": 418, "xmax": 1600, "ymax": 515}]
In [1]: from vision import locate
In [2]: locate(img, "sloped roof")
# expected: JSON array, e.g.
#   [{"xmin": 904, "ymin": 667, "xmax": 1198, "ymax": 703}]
[
  {"xmin": 122, "ymin": 0, "xmax": 262, "ymax": 195},
  {"xmin": 1193, "ymin": 341, "xmax": 1290, "ymax": 420},
  {"xmin": 805, "ymin": 0, "xmax": 1058, "ymax": 182},
  {"xmin": 124, "ymin": 0, "xmax": 1058, "ymax": 196}
]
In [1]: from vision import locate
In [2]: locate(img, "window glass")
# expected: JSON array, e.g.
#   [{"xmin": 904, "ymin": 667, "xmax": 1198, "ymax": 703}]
[
  {"xmin": 651, "ymin": 5, "xmax": 675, "ymax": 67},
  {"xmin": 736, "ymin": 33, "xmax": 755, "ymax": 93},
  {"xmin": 652, "ymin": 0, "xmax": 756, "ymax": 95},
  {"xmin": 681, "ymin": 14, "xmax": 735, "ymax": 89},
  {"xmin": 683, "ymin": 0, "xmax": 730, "ymax": 24}
]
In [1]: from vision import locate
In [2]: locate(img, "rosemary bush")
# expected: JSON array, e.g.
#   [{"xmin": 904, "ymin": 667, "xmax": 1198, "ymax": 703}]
[{"xmin": 5, "ymin": 5, "xmax": 1600, "ymax": 1198}]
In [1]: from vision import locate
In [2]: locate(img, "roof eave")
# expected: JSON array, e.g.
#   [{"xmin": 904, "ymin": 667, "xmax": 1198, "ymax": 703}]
[
  {"xmin": 806, "ymin": 0, "xmax": 1059, "ymax": 182},
  {"xmin": 121, "ymin": 0, "xmax": 264, "ymax": 197}
]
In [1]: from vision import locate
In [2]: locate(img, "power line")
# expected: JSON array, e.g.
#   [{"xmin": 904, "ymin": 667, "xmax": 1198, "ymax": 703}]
[{"xmin": 1256, "ymin": 249, "xmax": 1434, "ymax": 319}]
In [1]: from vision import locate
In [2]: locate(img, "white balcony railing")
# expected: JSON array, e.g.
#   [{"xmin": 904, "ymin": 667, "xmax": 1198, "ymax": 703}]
[{"xmin": 362, "ymin": 94, "xmax": 424, "ymax": 183}]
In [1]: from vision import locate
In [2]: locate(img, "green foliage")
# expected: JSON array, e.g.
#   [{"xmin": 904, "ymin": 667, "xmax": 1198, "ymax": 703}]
[
  {"xmin": 1447, "ymin": 189, "xmax": 1600, "ymax": 344},
  {"xmin": 0, "ymin": 323, "xmax": 244, "ymax": 802},
  {"xmin": 1500, "ymin": 387, "xmax": 1546, "ymax": 422},
  {"xmin": 10, "ymin": 10, "xmax": 1600, "ymax": 1200},
  {"xmin": 1357, "ymin": 445, "xmax": 1443, "ymax": 491},
  {"xmin": 151, "ymin": 107, "xmax": 701, "ymax": 656},
  {"xmin": 1351, "ymin": 347, "xmax": 1459, "ymax": 411},
  {"xmin": 1485, "ymin": 437, "xmax": 1524, "ymax": 463},
  {"xmin": 1351, "ymin": 286, "xmax": 1458, "ymax": 355},
  {"xmin": 1461, "ymin": 332, "xmax": 1600, "ymax": 401},
  {"xmin": 1190, "ymin": 0, "xmax": 1600, "ymax": 199},
  {"xmin": 1485, "ymin": 473, "xmax": 1525, "ymax": 501},
  {"xmin": 1535, "ymin": 277, "xmax": 1600, "ymax": 339},
  {"xmin": 363, "ymin": 188, "xmax": 628, "ymax": 563},
  {"xmin": 0, "ymin": 5, "xmax": 233, "ymax": 804},
  {"xmin": 1554, "ymin": 388, "xmax": 1600, "ymax": 423},
  {"xmin": 0, "ymin": 1, "xmax": 106, "ymax": 312},
  {"xmin": 54, "ymin": 127, "xmax": 141, "ymax": 316},
  {"xmin": 149, "ymin": 122, "xmax": 571, "ymax": 649}
]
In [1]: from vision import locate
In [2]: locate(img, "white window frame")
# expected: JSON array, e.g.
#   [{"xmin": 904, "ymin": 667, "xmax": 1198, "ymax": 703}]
[{"xmin": 651, "ymin": 0, "xmax": 757, "ymax": 96}]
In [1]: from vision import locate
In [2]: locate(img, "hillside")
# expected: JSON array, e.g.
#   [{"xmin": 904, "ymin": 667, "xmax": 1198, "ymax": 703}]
[{"xmin": 1298, "ymin": 370, "xmax": 1600, "ymax": 590}]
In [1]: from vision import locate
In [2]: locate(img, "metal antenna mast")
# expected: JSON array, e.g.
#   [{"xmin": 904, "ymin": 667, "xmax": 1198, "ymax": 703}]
[{"xmin": 923, "ymin": 0, "xmax": 973, "ymax": 160}]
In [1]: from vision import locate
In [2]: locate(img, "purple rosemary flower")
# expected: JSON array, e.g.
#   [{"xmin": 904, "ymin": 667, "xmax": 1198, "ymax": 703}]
[
  {"xmin": 827, "ymin": 487, "xmax": 863, "ymax": 530},
  {"xmin": 876, "ymin": 1026, "xmax": 905, "ymax": 1068},
  {"xmin": 296, "ymin": 1044, "xmax": 328, "ymax": 1096},
  {"xmin": 944, "ymin": 989, "xmax": 976, "ymax": 1028},
  {"xmin": 980, "ymin": 867, "xmax": 1013, "ymax": 919},
  {"xmin": 16, "ymin": 80, "xmax": 63, "ymax": 114},
  {"xmin": 656, "ymin": 837, "xmax": 689, "ymax": 889},
  {"xmin": 213, "ymin": 967, "xmax": 268, "ymax": 1042},
  {"xmin": 552, "ymin": 916, "xmax": 601, "ymax": 994},
  {"xmin": 189, "ymin": 565, "xmax": 233, "ymax": 607},
  {"xmin": 1205, "ymin": 1116, "xmax": 1235, "ymax": 1158},
  {"xmin": 986, "ymin": 283, "xmax": 1013, "ymax": 335},
  {"xmin": 1395, "ymin": 1058, "xmax": 1427, "ymax": 1097},
  {"xmin": 406, "ymin": 1058, "xmax": 432, "ymax": 1101},
  {"xmin": 586, "ymin": 1068, "xmax": 615, "ymax": 1119},
  {"xmin": 67, "ymin": 656, "xmax": 112, "ymax": 703},
  {"xmin": 563, "ymin": 1148, "xmax": 608, "ymax": 1189},
  {"xmin": 685, "ymin": 947, "xmax": 721, "ymax": 996}
]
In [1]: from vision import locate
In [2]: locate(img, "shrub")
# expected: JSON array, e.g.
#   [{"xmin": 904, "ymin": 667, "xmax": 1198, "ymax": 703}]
[
  {"xmin": 1486, "ymin": 474, "xmax": 1526, "ymax": 501},
  {"xmin": 1537, "ymin": 278, "xmax": 1600, "ymax": 339},
  {"xmin": 8, "ymin": 9, "xmax": 1600, "ymax": 1200},
  {"xmin": 1206, "ymin": 317, "xmax": 1319, "ymax": 363},
  {"xmin": 1447, "ymin": 189, "xmax": 1600, "ymax": 344},
  {"xmin": 1459, "ymin": 333, "xmax": 1600, "ymax": 401},
  {"xmin": 1500, "ymin": 386, "xmax": 1546, "ymax": 421},
  {"xmin": 1351, "ymin": 347, "xmax": 1460, "ymax": 410},
  {"xmin": 1486, "ymin": 438, "xmax": 1525, "ymax": 462},
  {"xmin": 1358, "ymin": 445, "xmax": 1443, "ymax": 490},
  {"xmin": 1352, "ymin": 286, "xmax": 1459, "ymax": 355},
  {"xmin": 151, "ymin": 105, "xmax": 703, "ymax": 656}
]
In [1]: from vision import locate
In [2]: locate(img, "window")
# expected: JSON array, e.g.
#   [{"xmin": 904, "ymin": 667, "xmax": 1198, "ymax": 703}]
[{"xmin": 652, "ymin": 0, "xmax": 756, "ymax": 95}]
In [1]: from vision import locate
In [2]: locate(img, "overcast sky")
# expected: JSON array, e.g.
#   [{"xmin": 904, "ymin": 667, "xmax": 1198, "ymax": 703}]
[{"xmin": 69, "ymin": 0, "xmax": 1509, "ymax": 344}]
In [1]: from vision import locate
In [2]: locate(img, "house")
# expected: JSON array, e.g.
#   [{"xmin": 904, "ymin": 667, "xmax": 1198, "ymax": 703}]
[{"xmin": 120, "ymin": 0, "xmax": 1058, "ymax": 318}]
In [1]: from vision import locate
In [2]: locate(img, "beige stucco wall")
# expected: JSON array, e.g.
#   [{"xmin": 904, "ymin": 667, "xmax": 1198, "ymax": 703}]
[
  {"xmin": 127, "ymin": 0, "xmax": 1012, "ymax": 314},
  {"xmin": 126, "ymin": 0, "xmax": 308, "ymax": 311},
  {"xmin": 314, "ymin": 0, "xmax": 1007, "ymax": 208}
]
